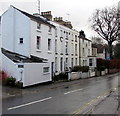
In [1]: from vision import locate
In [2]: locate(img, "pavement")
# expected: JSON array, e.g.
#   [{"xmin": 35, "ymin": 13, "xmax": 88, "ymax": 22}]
[
  {"xmin": 81, "ymin": 87, "xmax": 119, "ymax": 115},
  {"xmin": 0, "ymin": 72, "xmax": 120, "ymax": 115}
]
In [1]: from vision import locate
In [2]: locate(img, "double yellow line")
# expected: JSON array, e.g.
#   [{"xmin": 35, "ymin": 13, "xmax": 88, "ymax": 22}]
[{"xmin": 70, "ymin": 87, "xmax": 117, "ymax": 116}]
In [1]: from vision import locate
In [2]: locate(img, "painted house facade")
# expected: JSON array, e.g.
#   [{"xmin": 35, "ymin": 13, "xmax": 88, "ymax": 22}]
[
  {"xmin": 1, "ymin": 6, "xmax": 56, "ymax": 86},
  {"xmin": 1, "ymin": 6, "xmax": 97, "ymax": 86},
  {"xmin": 78, "ymin": 31, "xmax": 96, "ymax": 70},
  {"xmin": 41, "ymin": 12, "xmax": 79, "ymax": 74},
  {"xmin": 52, "ymin": 22, "xmax": 79, "ymax": 75}
]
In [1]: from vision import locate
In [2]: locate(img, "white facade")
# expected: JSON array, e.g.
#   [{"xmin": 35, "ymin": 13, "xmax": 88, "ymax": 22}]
[
  {"xmin": 1, "ymin": 6, "xmax": 30, "ymax": 57},
  {"xmin": 50, "ymin": 21, "xmax": 79, "ymax": 74},
  {"xmin": 79, "ymin": 38, "xmax": 92, "ymax": 66},
  {"xmin": 1, "ymin": 6, "xmax": 55, "ymax": 85},
  {"xmin": 79, "ymin": 37, "xmax": 96, "ymax": 68},
  {"xmin": 1, "ymin": 6, "xmax": 97, "ymax": 86},
  {"xmin": 30, "ymin": 19, "xmax": 55, "ymax": 65}
]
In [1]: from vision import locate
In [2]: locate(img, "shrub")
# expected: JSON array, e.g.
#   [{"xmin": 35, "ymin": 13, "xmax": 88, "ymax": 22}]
[
  {"xmin": 53, "ymin": 73, "xmax": 68, "ymax": 81},
  {"xmin": 15, "ymin": 81, "xmax": 23, "ymax": 88},
  {"xmin": 72, "ymin": 66, "xmax": 89, "ymax": 72},
  {"xmin": 72, "ymin": 66, "xmax": 81, "ymax": 72},
  {"xmin": 81, "ymin": 66, "xmax": 89, "ymax": 72},
  {"xmin": 97, "ymin": 66, "xmax": 106, "ymax": 71},
  {"xmin": 6, "ymin": 77, "xmax": 16, "ymax": 86}
]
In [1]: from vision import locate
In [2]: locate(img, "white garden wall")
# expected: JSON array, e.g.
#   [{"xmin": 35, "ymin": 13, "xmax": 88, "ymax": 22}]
[{"xmin": 23, "ymin": 63, "xmax": 51, "ymax": 87}]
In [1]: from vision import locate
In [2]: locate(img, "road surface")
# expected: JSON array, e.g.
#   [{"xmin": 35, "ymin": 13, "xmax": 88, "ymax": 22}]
[{"xmin": 2, "ymin": 73, "xmax": 119, "ymax": 115}]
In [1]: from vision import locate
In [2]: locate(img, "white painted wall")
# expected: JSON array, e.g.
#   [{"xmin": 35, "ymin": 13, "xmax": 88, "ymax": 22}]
[
  {"xmin": 1, "ymin": 6, "xmax": 30, "ymax": 57},
  {"xmin": 2, "ymin": 54, "xmax": 24, "ymax": 82},
  {"xmin": 23, "ymin": 63, "xmax": 51, "ymax": 87},
  {"xmin": 79, "ymin": 38, "xmax": 92, "ymax": 66},
  {"xmin": 50, "ymin": 21, "xmax": 79, "ymax": 74},
  {"xmin": 30, "ymin": 20, "xmax": 55, "ymax": 63}
]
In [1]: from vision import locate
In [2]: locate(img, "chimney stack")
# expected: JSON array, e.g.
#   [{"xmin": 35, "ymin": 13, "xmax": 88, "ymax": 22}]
[{"xmin": 41, "ymin": 11, "xmax": 52, "ymax": 20}]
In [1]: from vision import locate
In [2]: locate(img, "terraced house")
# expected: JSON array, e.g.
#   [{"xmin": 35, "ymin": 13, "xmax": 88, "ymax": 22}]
[{"xmin": 1, "ymin": 6, "xmax": 96, "ymax": 86}]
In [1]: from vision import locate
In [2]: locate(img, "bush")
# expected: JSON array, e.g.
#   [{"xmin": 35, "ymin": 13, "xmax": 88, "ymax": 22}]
[
  {"xmin": 81, "ymin": 66, "xmax": 89, "ymax": 72},
  {"xmin": 72, "ymin": 66, "xmax": 81, "ymax": 72},
  {"xmin": 97, "ymin": 66, "xmax": 106, "ymax": 71},
  {"xmin": 6, "ymin": 77, "xmax": 16, "ymax": 86},
  {"xmin": 53, "ymin": 73, "xmax": 68, "ymax": 81},
  {"xmin": 72, "ymin": 66, "xmax": 89, "ymax": 72},
  {"xmin": 15, "ymin": 81, "xmax": 23, "ymax": 88}
]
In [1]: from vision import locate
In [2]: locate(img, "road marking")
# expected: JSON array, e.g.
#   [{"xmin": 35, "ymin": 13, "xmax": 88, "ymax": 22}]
[
  {"xmin": 8, "ymin": 97, "xmax": 52, "ymax": 110},
  {"xmin": 70, "ymin": 87, "xmax": 118, "ymax": 115},
  {"xmin": 64, "ymin": 89, "xmax": 82, "ymax": 95}
]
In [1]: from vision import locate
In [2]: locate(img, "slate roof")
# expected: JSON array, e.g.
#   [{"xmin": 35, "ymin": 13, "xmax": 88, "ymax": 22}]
[
  {"xmin": 11, "ymin": 5, "xmax": 55, "ymax": 28},
  {"xmin": 1, "ymin": 48, "xmax": 48, "ymax": 63}
]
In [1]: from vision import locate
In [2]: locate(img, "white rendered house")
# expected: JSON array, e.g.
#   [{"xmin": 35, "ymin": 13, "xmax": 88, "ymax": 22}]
[
  {"xmin": 1, "ymin": 6, "xmax": 56, "ymax": 86},
  {"xmin": 49, "ymin": 19, "xmax": 79, "ymax": 75},
  {"xmin": 78, "ymin": 31, "xmax": 96, "ymax": 69}
]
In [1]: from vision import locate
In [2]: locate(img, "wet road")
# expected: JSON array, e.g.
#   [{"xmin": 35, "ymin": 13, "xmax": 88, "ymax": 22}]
[{"xmin": 2, "ymin": 73, "xmax": 119, "ymax": 114}]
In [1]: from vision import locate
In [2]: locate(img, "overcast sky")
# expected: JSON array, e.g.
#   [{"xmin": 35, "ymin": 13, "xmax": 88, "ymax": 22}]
[{"xmin": 0, "ymin": 0, "xmax": 119, "ymax": 38}]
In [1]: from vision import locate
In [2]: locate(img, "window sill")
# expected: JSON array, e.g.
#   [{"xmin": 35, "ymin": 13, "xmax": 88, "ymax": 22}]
[
  {"xmin": 36, "ymin": 49, "xmax": 42, "ymax": 52},
  {"xmin": 48, "ymin": 51, "xmax": 52, "ymax": 54},
  {"xmin": 48, "ymin": 32, "xmax": 52, "ymax": 35},
  {"xmin": 36, "ymin": 29, "xmax": 41, "ymax": 33},
  {"xmin": 43, "ymin": 72, "xmax": 50, "ymax": 75}
]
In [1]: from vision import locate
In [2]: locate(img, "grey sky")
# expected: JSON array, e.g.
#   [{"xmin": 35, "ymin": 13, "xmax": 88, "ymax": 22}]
[{"xmin": 0, "ymin": 0, "xmax": 119, "ymax": 38}]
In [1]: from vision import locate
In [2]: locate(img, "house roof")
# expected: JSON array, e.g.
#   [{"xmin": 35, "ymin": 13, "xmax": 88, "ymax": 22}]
[
  {"xmin": 1, "ymin": 48, "xmax": 48, "ymax": 63},
  {"xmin": 11, "ymin": 5, "xmax": 55, "ymax": 28}
]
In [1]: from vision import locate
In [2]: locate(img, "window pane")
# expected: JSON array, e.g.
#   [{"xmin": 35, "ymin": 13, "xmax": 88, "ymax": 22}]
[
  {"xmin": 43, "ymin": 67, "xmax": 49, "ymax": 73},
  {"xmin": 19, "ymin": 38, "xmax": 23, "ymax": 44},
  {"xmin": 48, "ymin": 39, "xmax": 51, "ymax": 50},
  {"xmin": 37, "ymin": 36, "xmax": 40, "ymax": 49}
]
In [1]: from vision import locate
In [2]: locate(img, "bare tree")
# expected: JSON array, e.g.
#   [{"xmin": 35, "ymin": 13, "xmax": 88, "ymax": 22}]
[{"xmin": 90, "ymin": 5, "xmax": 119, "ymax": 59}]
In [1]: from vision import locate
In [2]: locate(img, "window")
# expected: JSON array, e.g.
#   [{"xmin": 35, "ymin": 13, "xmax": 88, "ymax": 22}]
[
  {"xmin": 66, "ymin": 32, "xmax": 68, "ymax": 38},
  {"xmin": 43, "ymin": 67, "xmax": 49, "ymax": 73},
  {"xmin": 60, "ymin": 57, "xmax": 63, "ymax": 72},
  {"xmin": 71, "ymin": 58, "xmax": 73, "ymax": 68},
  {"xmin": 75, "ymin": 35, "xmax": 77, "ymax": 42},
  {"xmin": 75, "ymin": 58, "xmax": 77, "ymax": 65},
  {"xmin": 36, "ymin": 36, "xmax": 40, "ymax": 49},
  {"xmin": 75, "ymin": 44, "xmax": 77, "ymax": 55},
  {"xmin": 48, "ymin": 26, "xmax": 52, "ymax": 33},
  {"xmin": 55, "ymin": 39, "xmax": 57, "ymax": 53},
  {"xmin": 48, "ymin": 38, "xmax": 51, "ymax": 51},
  {"xmin": 71, "ymin": 43, "xmax": 74, "ymax": 55},
  {"xmin": 89, "ymin": 59, "xmax": 93, "ymax": 66},
  {"xmin": 19, "ymin": 38, "xmax": 23, "ymax": 44},
  {"xmin": 55, "ymin": 57, "xmax": 57, "ymax": 72},
  {"xmin": 83, "ymin": 48, "xmax": 85, "ymax": 56},
  {"xmin": 66, "ymin": 58, "xmax": 68, "ymax": 67},
  {"xmin": 65, "ymin": 41, "xmax": 68, "ymax": 54},
  {"xmin": 60, "ymin": 38, "xmax": 63, "ymax": 54},
  {"xmin": 37, "ymin": 23, "xmax": 41, "ymax": 29}
]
